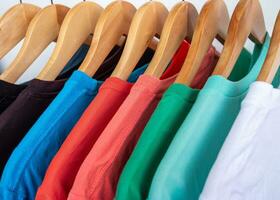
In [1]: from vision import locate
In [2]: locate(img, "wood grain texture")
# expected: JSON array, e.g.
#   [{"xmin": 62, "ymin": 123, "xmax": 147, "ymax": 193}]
[
  {"xmin": 0, "ymin": 4, "xmax": 69, "ymax": 83},
  {"xmin": 175, "ymin": 0, "xmax": 229, "ymax": 85},
  {"xmin": 0, "ymin": 3, "xmax": 40, "ymax": 59},
  {"xmin": 213, "ymin": 0, "xmax": 266, "ymax": 77},
  {"xmin": 258, "ymin": 11, "xmax": 280, "ymax": 83},
  {"xmin": 144, "ymin": 1, "xmax": 198, "ymax": 78},
  {"xmin": 111, "ymin": 1, "xmax": 168, "ymax": 80},
  {"xmin": 37, "ymin": 2, "xmax": 103, "ymax": 81},
  {"xmin": 79, "ymin": 0, "xmax": 136, "ymax": 77}
]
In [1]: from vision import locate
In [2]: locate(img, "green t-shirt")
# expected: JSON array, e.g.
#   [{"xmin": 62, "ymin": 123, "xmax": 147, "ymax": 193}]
[
  {"xmin": 116, "ymin": 39, "xmax": 259, "ymax": 200},
  {"xmin": 148, "ymin": 34, "xmax": 279, "ymax": 200}
]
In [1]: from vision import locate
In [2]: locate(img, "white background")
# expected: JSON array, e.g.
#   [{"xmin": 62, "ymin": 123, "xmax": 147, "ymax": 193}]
[{"xmin": 0, "ymin": 0, "xmax": 279, "ymax": 83}]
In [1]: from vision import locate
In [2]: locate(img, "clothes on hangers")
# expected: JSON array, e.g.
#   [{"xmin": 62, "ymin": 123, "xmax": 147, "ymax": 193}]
[
  {"xmin": 1, "ymin": 2, "xmax": 280, "ymax": 200},
  {"xmin": 148, "ymin": 33, "xmax": 280, "ymax": 200},
  {"xmin": 67, "ymin": 41, "xmax": 193, "ymax": 200},
  {"xmin": 116, "ymin": 46, "xmax": 219, "ymax": 200},
  {"xmin": 36, "ymin": 41, "xmax": 190, "ymax": 200},
  {"xmin": 0, "ymin": 48, "xmax": 154, "ymax": 200},
  {"xmin": 35, "ymin": 49, "xmax": 154, "ymax": 200}
]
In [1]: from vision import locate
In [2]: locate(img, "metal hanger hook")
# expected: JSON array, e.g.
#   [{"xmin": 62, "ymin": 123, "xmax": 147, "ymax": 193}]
[
  {"xmin": 51, "ymin": 0, "xmax": 53, "ymax": 4},
  {"xmin": 20, "ymin": 0, "xmax": 22, "ymax": 3}
]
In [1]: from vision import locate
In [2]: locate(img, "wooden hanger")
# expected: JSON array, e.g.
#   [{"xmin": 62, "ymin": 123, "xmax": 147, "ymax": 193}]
[
  {"xmin": 79, "ymin": 1, "xmax": 136, "ymax": 77},
  {"xmin": 212, "ymin": 0, "xmax": 266, "ymax": 77},
  {"xmin": 175, "ymin": 0, "xmax": 229, "ymax": 85},
  {"xmin": 144, "ymin": 1, "xmax": 198, "ymax": 78},
  {"xmin": 37, "ymin": 1, "xmax": 103, "ymax": 81},
  {"xmin": 0, "ymin": 2, "xmax": 40, "ymax": 59},
  {"xmin": 0, "ymin": 4, "xmax": 69, "ymax": 83},
  {"xmin": 257, "ymin": 12, "xmax": 280, "ymax": 83},
  {"xmin": 111, "ymin": 1, "xmax": 168, "ymax": 80}
]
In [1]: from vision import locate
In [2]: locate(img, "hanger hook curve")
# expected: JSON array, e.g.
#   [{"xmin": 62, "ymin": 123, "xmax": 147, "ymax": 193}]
[
  {"xmin": 51, "ymin": 0, "xmax": 54, "ymax": 4},
  {"xmin": 20, "ymin": 0, "xmax": 22, "ymax": 3}
]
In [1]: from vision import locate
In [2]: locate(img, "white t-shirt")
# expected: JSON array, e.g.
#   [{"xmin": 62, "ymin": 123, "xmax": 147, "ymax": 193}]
[{"xmin": 200, "ymin": 81, "xmax": 280, "ymax": 200}]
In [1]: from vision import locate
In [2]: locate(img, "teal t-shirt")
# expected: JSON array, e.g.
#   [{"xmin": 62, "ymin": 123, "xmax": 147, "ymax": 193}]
[{"xmin": 148, "ymin": 34, "xmax": 279, "ymax": 200}]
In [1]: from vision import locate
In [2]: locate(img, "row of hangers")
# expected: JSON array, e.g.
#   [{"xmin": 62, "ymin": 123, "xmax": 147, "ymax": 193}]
[{"xmin": 0, "ymin": 0, "xmax": 278, "ymax": 87}]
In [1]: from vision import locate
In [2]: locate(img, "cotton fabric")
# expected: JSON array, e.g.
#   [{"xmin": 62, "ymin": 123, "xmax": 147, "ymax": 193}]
[
  {"xmin": 36, "ymin": 41, "xmax": 189, "ymax": 200},
  {"xmin": 68, "ymin": 45, "xmax": 191, "ymax": 200},
  {"xmin": 116, "ymin": 47, "xmax": 219, "ymax": 200},
  {"xmin": 148, "ymin": 34, "xmax": 280, "ymax": 200},
  {"xmin": 200, "ymin": 82, "xmax": 280, "ymax": 200}
]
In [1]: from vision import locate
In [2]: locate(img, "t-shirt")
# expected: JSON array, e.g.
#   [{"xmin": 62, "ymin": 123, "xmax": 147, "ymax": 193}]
[
  {"xmin": 68, "ymin": 45, "xmax": 192, "ymax": 200},
  {"xmin": 0, "ymin": 61, "xmax": 151, "ymax": 200},
  {"xmin": 116, "ymin": 48, "xmax": 219, "ymax": 200},
  {"xmin": 200, "ymin": 81, "xmax": 280, "ymax": 200},
  {"xmin": 148, "ymin": 34, "xmax": 280, "ymax": 200},
  {"xmin": 35, "ymin": 41, "xmax": 190, "ymax": 200},
  {"xmin": 0, "ymin": 45, "xmax": 130, "ymax": 175}
]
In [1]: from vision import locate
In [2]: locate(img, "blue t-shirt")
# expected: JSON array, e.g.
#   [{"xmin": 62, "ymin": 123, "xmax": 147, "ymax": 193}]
[{"xmin": 0, "ymin": 65, "xmax": 147, "ymax": 200}]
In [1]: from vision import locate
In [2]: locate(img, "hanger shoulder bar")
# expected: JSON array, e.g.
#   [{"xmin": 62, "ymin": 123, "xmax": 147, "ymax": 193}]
[
  {"xmin": 175, "ymin": 0, "xmax": 229, "ymax": 85},
  {"xmin": 145, "ymin": 2, "xmax": 198, "ymax": 78},
  {"xmin": 258, "ymin": 12, "xmax": 280, "ymax": 83},
  {"xmin": 37, "ymin": 2, "xmax": 103, "ymax": 81},
  {"xmin": 213, "ymin": 0, "xmax": 266, "ymax": 78},
  {"xmin": 0, "ymin": 3, "xmax": 40, "ymax": 59}
]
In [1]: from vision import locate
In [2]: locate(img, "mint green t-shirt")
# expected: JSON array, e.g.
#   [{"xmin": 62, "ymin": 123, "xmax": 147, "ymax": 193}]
[{"xmin": 148, "ymin": 34, "xmax": 278, "ymax": 200}]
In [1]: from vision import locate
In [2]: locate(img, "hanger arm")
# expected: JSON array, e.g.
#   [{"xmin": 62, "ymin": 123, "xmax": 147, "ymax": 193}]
[
  {"xmin": 37, "ymin": 2, "xmax": 103, "ymax": 81},
  {"xmin": 0, "ymin": 4, "xmax": 69, "ymax": 83},
  {"xmin": 144, "ymin": 2, "xmax": 198, "ymax": 78},
  {"xmin": 213, "ymin": 0, "xmax": 266, "ymax": 77},
  {"xmin": 111, "ymin": 1, "xmax": 168, "ymax": 80},
  {"xmin": 0, "ymin": 3, "xmax": 40, "ymax": 59},
  {"xmin": 79, "ymin": 1, "xmax": 136, "ymax": 77},
  {"xmin": 175, "ymin": 0, "xmax": 229, "ymax": 85},
  {"xmin": 257, "ymin": 12, "xmax": 280, "ymax": 83}
]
